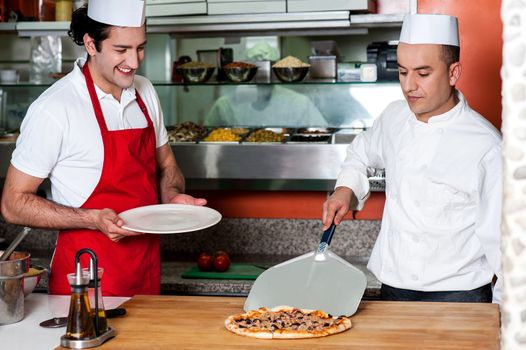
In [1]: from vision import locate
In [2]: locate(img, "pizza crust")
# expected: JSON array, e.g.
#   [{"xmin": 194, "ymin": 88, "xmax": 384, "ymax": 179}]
[{"xmin": 225, "ymin": 306, "xmax": 352, "ymax": 340}]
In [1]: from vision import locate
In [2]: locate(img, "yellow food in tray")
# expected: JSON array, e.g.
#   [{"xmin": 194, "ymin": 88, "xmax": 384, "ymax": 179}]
[
  {"xmin": 203, "ymin": 128, "xmax": 242, "ymax": 142},
  {"xmin": 230, "ymin": 128, "xmax": 249, "ymax": 135},
  {"xmin": 245, "ymin": 129, "xmax": 284, "ymax": 143}
]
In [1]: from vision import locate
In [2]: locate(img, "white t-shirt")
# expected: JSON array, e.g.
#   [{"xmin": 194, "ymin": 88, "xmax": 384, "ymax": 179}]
[
  {"xmin": 336, "ymin": 91, "xmax": 503, "ymax": 302},
  {"xmin": 11, "ymin": 57, "xmax": 169, "ymax": 208}
]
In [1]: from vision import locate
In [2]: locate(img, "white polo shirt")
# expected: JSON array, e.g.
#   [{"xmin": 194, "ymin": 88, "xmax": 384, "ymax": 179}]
[{"xmin": 11, "ymin": 57, "xmax": 169, "ymax": 208}]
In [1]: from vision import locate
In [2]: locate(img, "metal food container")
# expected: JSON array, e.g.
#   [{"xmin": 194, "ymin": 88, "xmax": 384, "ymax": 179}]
[
  {"xmin": 197, "ymin": 48, "xmax": 233, "ymax": 81},
  {"xmin": 288, "ymin": 134, "xmax": 332, "ymax": 143},
  {"xmin": 199, "ymin": 127, "xmax": 249, "ymax": 143},
  {"xmin": 288, "ymin": 127, "xmax": 336, "ymax": 143},
  {"xmin": 167, "ymin": 122, "xmax": 207, "ymax": 143},
  {"xmin": 0, "ymin": 251, "xmax": 30, "ymax": 325},
  {"xmin": 331, "ymin": 128, "xmax": 364, "ymax": 144},
  {"xmin": 243, "ymin": 128, "xmax": 288, "ymax": 143},
  {"xmin": 308, "ymin": 55, "xmax": 337, "ymax": 79},
  {"xmin": 252, "ymin": 60, "xmax": 271, "ymax": 83}
]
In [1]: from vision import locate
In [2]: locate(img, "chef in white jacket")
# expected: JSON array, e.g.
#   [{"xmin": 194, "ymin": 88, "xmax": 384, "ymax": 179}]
[{"xmin": 322, "ymin": 14, "xmax": 502, "ymax": 303}]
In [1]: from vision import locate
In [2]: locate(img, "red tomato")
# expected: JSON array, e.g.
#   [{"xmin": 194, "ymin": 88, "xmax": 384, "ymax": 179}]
[
  {"xmin": 213, "ymin": 254, "xmax": 231, "ymax": 272},
  {"xmin": 197, "ymin": 252, "xmax": 213, "ymax": 271},
  {"xmin": 214, "ymin": 250, "xmax": 230, "ymax": 259}
]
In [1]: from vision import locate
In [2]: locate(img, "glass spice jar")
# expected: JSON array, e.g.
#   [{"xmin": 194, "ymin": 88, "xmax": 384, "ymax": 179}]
[
  {"xmin": 55, "ymin": 0, "xmax": 71, "ymax": 21},
  {"xmin": 38, "ymin": 0, "xmax": 55, "ymax": 21},
  {"xmin": 0, "ymin": 0, "xmax": 6, "ymax": 22}
]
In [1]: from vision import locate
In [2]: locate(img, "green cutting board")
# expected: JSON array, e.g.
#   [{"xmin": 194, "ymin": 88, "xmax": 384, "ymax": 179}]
[{"xmin": 181, "ymin": 263, "xmax": 266, "ymax": 280}]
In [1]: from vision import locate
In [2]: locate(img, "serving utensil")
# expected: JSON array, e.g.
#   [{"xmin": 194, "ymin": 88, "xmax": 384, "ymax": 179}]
[
  {"xmin": 245, "ymin": 224, "xmax": 366, "ymax": 316},
  {"xmin": 0, "ymin": 226, "xmax": 31, "ymax": 261}
]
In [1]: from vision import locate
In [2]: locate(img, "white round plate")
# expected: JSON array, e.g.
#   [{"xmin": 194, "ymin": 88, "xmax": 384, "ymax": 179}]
[{"xmin": 120, "ymin": 204, "xmax": 222, "ymax": 234}]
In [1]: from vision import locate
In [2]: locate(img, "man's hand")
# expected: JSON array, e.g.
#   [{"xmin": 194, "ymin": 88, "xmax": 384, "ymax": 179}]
[
  {"xmin": 322, "ymin": 187, "xmax": 353, "ymax": 230},
  {"xmin": 91, "ymin": 208, "xmax": 144, "ymax": 242},
  {"xmin": 168, "ymin": 193, "xmax": 207, "ymax": 206}
]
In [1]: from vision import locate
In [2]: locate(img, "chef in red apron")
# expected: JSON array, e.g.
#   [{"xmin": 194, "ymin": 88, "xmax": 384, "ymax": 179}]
[{"xmin": 1, "ymin": 0, "xmax": 206, "ymax": 296}]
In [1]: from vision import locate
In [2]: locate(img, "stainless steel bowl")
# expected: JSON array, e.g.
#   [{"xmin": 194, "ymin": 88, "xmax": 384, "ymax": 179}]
[
  {"xmin": 0, "ymin": 251, "xmax": 30, "ymax": 325},
  {"xmin": 222, "ymin": 66, "xmax": 258, "ymax": 83},
  {"xmin": 177, "ymin": 67, "xmax": 215, "ymax": 83},
  {"xmin": 272, "ymin": 67, "xmax": 309, "ymax": 83}
]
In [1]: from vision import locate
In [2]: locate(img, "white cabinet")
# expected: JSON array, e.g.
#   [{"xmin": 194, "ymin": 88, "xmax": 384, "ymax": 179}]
[
  {"xmin": 207, "ymin": 0, "xmax": 286, "ymax": 15},
  {"xmin": 145, "ymin": 0, "xmax": 207, "ymax": 17},
  {"xmin": 287, "ymin": 0, "xmax": 376, "ymax": 13}
]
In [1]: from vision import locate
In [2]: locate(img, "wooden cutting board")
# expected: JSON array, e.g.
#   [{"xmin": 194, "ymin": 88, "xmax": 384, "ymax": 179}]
[{"xmin": 55, "ymin": 295, "xmax": 500, "ymax": 349}]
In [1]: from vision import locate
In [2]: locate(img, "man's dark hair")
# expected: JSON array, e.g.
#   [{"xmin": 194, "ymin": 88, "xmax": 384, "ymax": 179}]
[
  {"xmin": 68, "ymin": 5, "xmax": 111, "ymax": 52},
  {"xmin": 442, "ymin": 45, "xmax": 460, "ymax": 67}
]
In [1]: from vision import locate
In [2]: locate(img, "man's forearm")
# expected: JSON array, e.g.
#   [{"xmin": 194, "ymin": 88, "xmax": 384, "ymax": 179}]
[
  {"xmin": 2, "ymin": 192, "xmax": 96, "ymax": 230},
  {"xmin": 156, "ymin": 143, "xmax": 186, "ymax": 204},
  {"xmin": 157, "ymin": 164, "xmax": 185, "ymax": 204}
]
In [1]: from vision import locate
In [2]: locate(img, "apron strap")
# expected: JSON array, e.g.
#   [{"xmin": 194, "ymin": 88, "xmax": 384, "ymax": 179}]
[
  {"xmin": 135, "ymin": 90, "xmax": 154, "ymax": 129},
  {"xmin": 82, "ymin": 63, "xmax": 153, "ymax": 132},
  {"xmin": 82, "ymin": 63, "xmax": 109, "ymax": 134}
]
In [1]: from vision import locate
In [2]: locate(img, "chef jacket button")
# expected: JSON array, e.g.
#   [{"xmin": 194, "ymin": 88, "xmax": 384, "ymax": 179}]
[
  {"xmin": 411, "ymin": 274, "xmax": 419, "ymax": 281},
  {"xmin": 420, "ymin": 165, "xmax": 428, "ymax": 171},
  {"xmin": 437, "ymin": 128, "xmax": 444, "ymax": 134},
  {"xmin": 412, "ymin": 236, "xmax": 420, "ymax": 243},
  {"xmin": 414, "ymin": 201, "xmax": 421, "ymax": 207}
]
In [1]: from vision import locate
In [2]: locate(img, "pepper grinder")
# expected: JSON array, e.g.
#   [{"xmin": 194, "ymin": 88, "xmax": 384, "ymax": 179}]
[{"xmin": 61, "ymin": 248, "xmax": 116, "ymax": 349}]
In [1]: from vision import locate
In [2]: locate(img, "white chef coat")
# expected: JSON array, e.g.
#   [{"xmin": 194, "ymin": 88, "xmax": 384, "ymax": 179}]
[
  {"xmin": 335, "ymin": 91, "xmax": 502, "ymax": 303},
  {"xmin": 11, "ymin": 57, "xmax": 169, "ymax": 208},
  {"xmin": 205, "ymin": 85, "xmax": 327, "ymax": 127}
]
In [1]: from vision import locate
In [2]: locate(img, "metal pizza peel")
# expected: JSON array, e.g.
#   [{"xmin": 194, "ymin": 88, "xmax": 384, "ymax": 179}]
[{"xmin": 244, "ymin": 224, "xmax": 366, "ymax": 316}]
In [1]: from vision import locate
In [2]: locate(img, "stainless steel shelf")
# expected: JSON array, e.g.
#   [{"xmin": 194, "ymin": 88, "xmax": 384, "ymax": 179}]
[
  {"xmin": 0, "ymin": 142, "xmax": 385, "ymax": 192},
  {"xmin": 15, "ymin": 21, "xmax": 70, "ymax": 37},
  {"xmin": 0, "ymin": 23, "xmax": 16, "ymax": 33},
  {"xmin": 350, "ymin": 13, "xmax": 405, "ymax": 27}
]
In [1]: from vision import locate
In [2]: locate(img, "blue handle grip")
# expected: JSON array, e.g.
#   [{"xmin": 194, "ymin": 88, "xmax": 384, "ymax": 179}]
[
  {"xmin": 320, "ymin": 223, "xmax": 336, "ymax": 246},
  {"xmin": 316, "ymin": 224, "xmax": 336, "ymax": 255}
]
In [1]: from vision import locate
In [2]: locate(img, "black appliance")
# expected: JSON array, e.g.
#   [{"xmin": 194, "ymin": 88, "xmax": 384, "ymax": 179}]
[{"xmin": 367, "ymin": 41, "xmax": 399, "ymax": 81}]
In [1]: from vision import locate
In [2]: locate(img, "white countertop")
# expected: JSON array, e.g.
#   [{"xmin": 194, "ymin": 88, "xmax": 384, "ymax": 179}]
[{"xmin": 0, "ymin": 293, "xmax": 129, "ymax": 350}]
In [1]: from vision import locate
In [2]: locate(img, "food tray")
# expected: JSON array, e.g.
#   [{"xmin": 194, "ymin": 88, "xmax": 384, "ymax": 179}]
[
  {"xmin": 296, "ymin": 127, "xmax": 338, "ymax": 134},
  {"xmin": 287, "ymin": 134, "xmax": 331, "ymax": 143},
  {"xmin": 167, "ymin": 122, "xmax": 207, "ymax": 143},
  {"xmin": 285, "ymin": 127, "xmax": 337, "ymax": 143},
  {"xmin": 197, "ymin": 127, "xmax": 249, "ymax": 143},
  {"xmin": 241, "ymin": 128, "xmax": 288, "ymax": 143}
]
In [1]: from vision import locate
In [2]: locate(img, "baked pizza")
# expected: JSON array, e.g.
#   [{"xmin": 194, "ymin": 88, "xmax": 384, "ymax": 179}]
[{"xmin": 224, "ymin": 306, "xmax": 352, "ymax": 339}]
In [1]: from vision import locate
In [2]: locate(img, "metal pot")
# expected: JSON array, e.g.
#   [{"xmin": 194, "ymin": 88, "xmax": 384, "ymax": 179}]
[{"xmin": 0, "ymin": 251, "xmax": 30, "ymax": 325}]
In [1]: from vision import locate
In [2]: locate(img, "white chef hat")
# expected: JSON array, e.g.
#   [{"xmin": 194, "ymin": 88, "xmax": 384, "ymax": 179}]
[
  {"xmin": 399, "ymin": 14, "xmax": 459, "ymax": 47},
  {"xmin": 88, "ymin": 0, "xmax": 146, "ymax": 27}
]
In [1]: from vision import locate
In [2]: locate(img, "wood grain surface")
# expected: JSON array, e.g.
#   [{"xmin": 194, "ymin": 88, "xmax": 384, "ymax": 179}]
[{"xmin": 56, "ymin": 295, "xmax": 500, "ymax": 349}]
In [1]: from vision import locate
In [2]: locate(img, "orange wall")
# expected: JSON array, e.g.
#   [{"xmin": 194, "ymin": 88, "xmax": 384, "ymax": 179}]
[
  {"xmin": 190, "ymin": 190, "xmax": 385, "ymax": 220},
  {"xmin": 196, "ymin": 1, "xmax": 503, "ymax": 220},
  {"xmin": 418, "ymin": 0, "xmax": 503, "ymax": 129}
]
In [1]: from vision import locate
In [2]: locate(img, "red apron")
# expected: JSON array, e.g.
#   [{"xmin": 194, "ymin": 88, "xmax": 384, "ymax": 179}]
[{"xmin": 48, "ymin": 63, "xmax": 160, "ymax": 296}]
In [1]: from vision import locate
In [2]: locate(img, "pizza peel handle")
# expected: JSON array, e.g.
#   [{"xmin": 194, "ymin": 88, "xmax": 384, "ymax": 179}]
[{"xmin": 244, "ymin": 224, "xmax": 367, "ymax": 317}]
